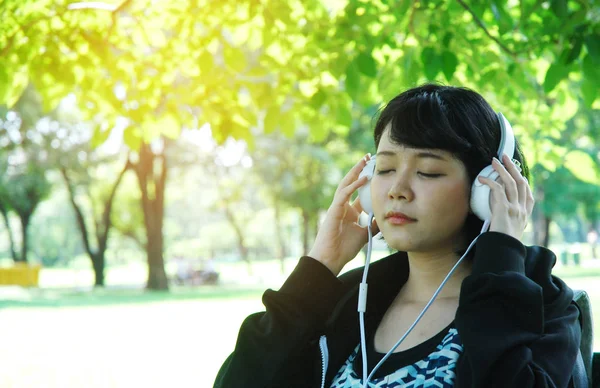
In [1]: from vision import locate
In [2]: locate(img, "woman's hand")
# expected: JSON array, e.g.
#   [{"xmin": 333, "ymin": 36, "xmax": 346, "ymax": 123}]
[
  {"xmin": 477, "ymin": 154, "xmax": 535, "ymax": 239},
  {"xmin": 308, "ymin": 155, "xmax": 379, "ymax": 276}
]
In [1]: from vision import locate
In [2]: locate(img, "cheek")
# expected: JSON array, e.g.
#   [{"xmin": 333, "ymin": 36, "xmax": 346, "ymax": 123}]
[
  {"xmin": 369, "ymin": 176, "xmax": 471, "ymax": 222},
  {"xmin": 370, "ymin": 177, "xmax": 388, "ymax": 216},
  {"xmin": 431, "ymin": 183, "xmax": 471, "ymax": 219}
]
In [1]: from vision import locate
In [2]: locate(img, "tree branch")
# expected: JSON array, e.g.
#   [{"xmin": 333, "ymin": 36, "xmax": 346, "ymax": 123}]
[
  {"xmin": 60, "ymin": 167, "xmax": 94, "ymax": 258},
  {"xmin": 408, "ymin": 0, "xmax": 419, "ymax": 39},
  {"xmin": 86, "ymin": 184, "xmax": 101, "ymax": 240},
  {"xmin": 98, "ymin": 160, "xmax": 130, "ymax": 251},
  {"xmin": 0, "ymin": 202, "xmax": 18, "ymax": 262},
  {"xmin": 456, "ymin": 0, "xmax": 517, "ymax": 59}
]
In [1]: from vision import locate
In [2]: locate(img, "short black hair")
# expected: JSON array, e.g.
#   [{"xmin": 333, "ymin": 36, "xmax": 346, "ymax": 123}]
[{"xmin": 373, "ymin": 83, "xmax": 530, "ymax": 252}]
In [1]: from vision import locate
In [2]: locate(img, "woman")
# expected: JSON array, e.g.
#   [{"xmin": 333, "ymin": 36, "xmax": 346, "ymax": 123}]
[{"xmin": 214, "ymin": 84, "xmax": 581, "ymax": 387}]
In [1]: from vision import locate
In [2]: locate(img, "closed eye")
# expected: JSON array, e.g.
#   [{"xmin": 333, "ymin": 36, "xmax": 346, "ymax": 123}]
[{"xmin": 377, "ymin": 170, "xmax": 443, "ymax": 178}]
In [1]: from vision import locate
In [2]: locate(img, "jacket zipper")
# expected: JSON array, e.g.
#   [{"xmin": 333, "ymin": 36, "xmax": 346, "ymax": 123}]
[{"xmin": 319, "ymin": 335, "xmax": 329, "ymax": 388}]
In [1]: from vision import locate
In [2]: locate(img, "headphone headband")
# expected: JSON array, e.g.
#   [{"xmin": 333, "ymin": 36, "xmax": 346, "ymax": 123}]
[{"xmin": 497, "ymin": 112, "xmax": 516, "ymax": 160}]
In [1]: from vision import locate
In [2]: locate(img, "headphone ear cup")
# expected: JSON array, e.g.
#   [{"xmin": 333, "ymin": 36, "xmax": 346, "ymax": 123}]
[
  {"xmin": 358, "ymin": 182, "xmax": 373, "ymax": 215},
  {"xmin": 358, "ymin": 158, "xmax": 376, "ymax": 215},
  {"xmin": 470, "ymin": 165, "xmax": 499, "ymax": 221}
]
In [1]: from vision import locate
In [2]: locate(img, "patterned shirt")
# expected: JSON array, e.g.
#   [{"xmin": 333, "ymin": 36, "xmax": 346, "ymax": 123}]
[{"xmin": 330, "ymin": 325, "xmax": 463, "ymax": 387}]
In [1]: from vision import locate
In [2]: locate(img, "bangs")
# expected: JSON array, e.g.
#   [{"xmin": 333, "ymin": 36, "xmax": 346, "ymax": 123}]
[{"xmin": 374, "ymin": 90, "xmax": 472, "ymax": 156}]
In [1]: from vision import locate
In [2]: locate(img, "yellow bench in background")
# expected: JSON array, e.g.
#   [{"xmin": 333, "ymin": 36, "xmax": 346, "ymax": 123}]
[{"xmin": 0, "ymin": 264, "xmax": 41, "ymax": 287}]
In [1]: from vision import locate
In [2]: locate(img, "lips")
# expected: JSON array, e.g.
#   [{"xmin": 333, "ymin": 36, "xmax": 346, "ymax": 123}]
[
  {"xmin": 385, "ymin": 211, "xmax": 416, "ymax": 221},
  {"xmin": 385, "ymin": 211, "xmax": 417, "ymax": 225}
]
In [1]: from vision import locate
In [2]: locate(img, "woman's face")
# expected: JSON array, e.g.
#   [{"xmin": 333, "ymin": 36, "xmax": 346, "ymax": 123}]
[{"xmin": 371, "ymin": 125, "xmax": 471, "ymax": 253}]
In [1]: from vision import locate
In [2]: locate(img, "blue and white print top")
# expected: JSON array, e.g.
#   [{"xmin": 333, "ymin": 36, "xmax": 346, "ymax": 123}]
[{"xmin": 330, "ymin": 325, "xmax": 463, "ymax": 387}]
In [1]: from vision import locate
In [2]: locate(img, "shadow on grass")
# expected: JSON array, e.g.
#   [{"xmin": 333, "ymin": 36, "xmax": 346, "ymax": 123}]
[{"xmin": 0, "ymin": 285, "xmax": 266, "ymax": 309}]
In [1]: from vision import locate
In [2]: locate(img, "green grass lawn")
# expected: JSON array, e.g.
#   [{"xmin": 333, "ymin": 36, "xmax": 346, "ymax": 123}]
[{"xmin": 1, "ymin": 255, "xmax": 599, "ymax": 388}]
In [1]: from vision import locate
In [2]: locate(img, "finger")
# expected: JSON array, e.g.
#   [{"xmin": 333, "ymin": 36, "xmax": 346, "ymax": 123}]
[
  {"xmin": 337, "ymin": 155, "xmax": 370, "ymax": 192},
  {"xmin": 525, "ymin": 179, "xmax": 535, "ymax": 215},
  {"xmin": 333, "ymin": 175, "xmax": 369, "ymax": 208},
  {"xmin": 492, "ymin": 157, "xmax": 518, "ymax": 203},
  {"xmin": 478, "ymin": 175, "xmax": 507, "ymax": 205},
  {"xmin": 502, "ymin": 154, "xmax": 527, "ymax": 204},
  {"xmin": 351, "ymin": 196, "xmax": 364, "ymax": 214}
]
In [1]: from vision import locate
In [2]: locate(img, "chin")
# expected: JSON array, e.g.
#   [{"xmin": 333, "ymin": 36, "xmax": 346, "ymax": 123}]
[{"xmin": 379, "ymin": 232, "xmax": 419, "ymax": 252}]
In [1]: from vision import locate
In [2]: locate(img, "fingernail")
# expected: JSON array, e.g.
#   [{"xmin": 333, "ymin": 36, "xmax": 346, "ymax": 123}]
[{"xmin": 492, "ymin": 157, "xmax": 499, "ymax": 164}]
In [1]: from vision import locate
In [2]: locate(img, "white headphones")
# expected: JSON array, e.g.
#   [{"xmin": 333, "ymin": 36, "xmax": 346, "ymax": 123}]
[
  {"xmin": 354, "ymin": 112, "xmax": 520, "ymax": 387},
  {"xmin": 358, "ymin": 112, "xmax": 520, "ymax": 222},
  {"xmin": 470, "ymin": 112, "xmax": 519, "ymax": 221}
]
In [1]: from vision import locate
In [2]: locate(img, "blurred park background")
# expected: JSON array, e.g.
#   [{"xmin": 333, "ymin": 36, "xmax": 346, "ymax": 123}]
[{"xmin": 0, "ymin": 0, "xmax": 599, "ymax": 387}]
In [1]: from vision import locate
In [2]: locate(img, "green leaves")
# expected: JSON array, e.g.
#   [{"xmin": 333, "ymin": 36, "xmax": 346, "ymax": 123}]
[
  {"xmin": 90, "ymin": 127, "xmax": 112, "ymax": 148},
  {"xmin": 345, "ymin": 62, "xmax": 361, "ymax": 99},
  {"xmin": 490, "ymin": 1, "xmax": 514, "ymax": 35},
  {"xmin": 550, "ymin": 0, "xmax": 568, "ymax": 19},
  {"xmin": 421, "ymin": 47, "xmax": 457, "ymax": 82},
  {"xmin": 1, "ymin": 0, "xmax": 598, "ymax": 150},
  {"xmin": 263, "ymin": 106, "xmax": 280, "ymax": 134},
  {"xmin": 442, "ymin": 32, "xmax": 453, "ymax": 48},
  {"xmin": 355, "ymin": 52, "xmax": 378, "ymax": 78},
  {"xmin": 0, "ymin": 67, "xmax": 29, "ymax": 108},
  {"xmin": 344, "ymin": 52, "xmax": 378, "ymax": 100},
  {"xmin": 124, "ymin": 127, "xmax": 142, "ymax": 151},
  {"xmin": 581, "ymin": 79, "xmax": 597, "ymax": 108},
  {"xmin": 421, "ymin": 47, "xmax": 440, "ymax": 80},
  {"xmin": 263, "ymin": 106, "xmax": 295, "ymax": 137},
  {"xmin": 543, "ymin": 62, "xmax": 570, "ymax": 94},
  {"xmin": 564, "ymin": 150, "xmax": 599, "ymax": 185},
  {"xmin": 335, "ymin": 100, "xmax": 353, "ymax": 127},
  {"xmin": 584, "ymin": 34, "xmax": 600, "ymax": 65},
  {"xmin": 581, "ymin": 54, "xmax": 600, "ymax": 106},
  {"xmin": 310, "ymin": 89, "xmax": 327, "ymax": 109},
  {"xmin": 441, "ymin": 51, "xmax": 458, "ymax": 82},
  {"xmin": 562, "ymin": 36, "xmax": 583, "ymax": 65}
]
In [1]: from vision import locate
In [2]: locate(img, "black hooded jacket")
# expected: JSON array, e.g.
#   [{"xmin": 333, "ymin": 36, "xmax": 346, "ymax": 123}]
[{"xmin": 214, "ymin": 232, "xmax": 581, "ymax": 388}]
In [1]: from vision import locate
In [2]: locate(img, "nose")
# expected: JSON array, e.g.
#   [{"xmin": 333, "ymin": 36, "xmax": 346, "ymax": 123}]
[{"xmin": 387, "ymin": 171, "xmax": 414, "ymax": 201}]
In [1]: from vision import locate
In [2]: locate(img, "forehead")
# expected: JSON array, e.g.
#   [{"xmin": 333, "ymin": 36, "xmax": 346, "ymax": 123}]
[{"xmin": 377, "ymin": 126, "xmax": 455, "ymax": 161}]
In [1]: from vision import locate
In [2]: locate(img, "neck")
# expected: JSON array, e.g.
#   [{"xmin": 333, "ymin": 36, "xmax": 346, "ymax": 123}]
[{"xmin": 401, "ymin": 249, "xmax": 472, "ymax": 303}]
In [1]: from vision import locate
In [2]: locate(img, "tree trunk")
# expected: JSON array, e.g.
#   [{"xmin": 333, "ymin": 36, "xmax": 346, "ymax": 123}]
[
  {"xmin": 145, "ymin": 217, "xmax": 168, "ymax": 290},
  {"xmin": 274, "ymin": 201, "xmax": 287, "ymax": 274},
  {"xmin": 0, "ymin": 207, "xmax": 18, "ymax": 262},
  {"xmin": 95, "ymin": 161, "xmax": 129, "ymax": 287},
  {"xmin": 301, "ymin": 209, "xmax": 310, "ymax": 256},
  {"xmin": 92, "ymin": 253, "xmax": 105, "ymax": 286},
  {"xmin": 532, "ymin": 188, "xmax": 551, "ymax": 247},
  {"xmin": 61, "ymin": 163, "xmax": 128, "ymax": 288},
  {"xmin": 223, "ymin": 206, "xmax": 252, "ymax": 275},
  {"xmin": 136, "ymin": 143, "xmax": 169, "ymax": 290},
  {"xmin": 18, "ymin": 213, "xmax": 30, "ymax": 263},
  {"xmin": 533, "ymin": 212, "xmax": 551, "ymax": 247},
  {"xmin": 588, "ymin": 225, "xmax": 599, "ymax": 259},
  {"xmin": 542, "ymin": 214, "xmax": 551, "ymax": 247}
]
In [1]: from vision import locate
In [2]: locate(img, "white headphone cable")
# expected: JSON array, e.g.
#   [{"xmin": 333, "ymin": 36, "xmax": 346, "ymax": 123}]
[
  {"xmin": 359, "ymin": 218, "xmax": 490, "ymax": 387},
  {"xmin": 358, "ymin": 212, "xmax": 375, "ymax": 385}
]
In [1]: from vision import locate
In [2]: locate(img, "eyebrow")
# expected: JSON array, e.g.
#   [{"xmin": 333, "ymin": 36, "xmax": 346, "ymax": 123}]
[{"xmin": 376, "ymin": 150, "xmax": 448, "ymax": 161}]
